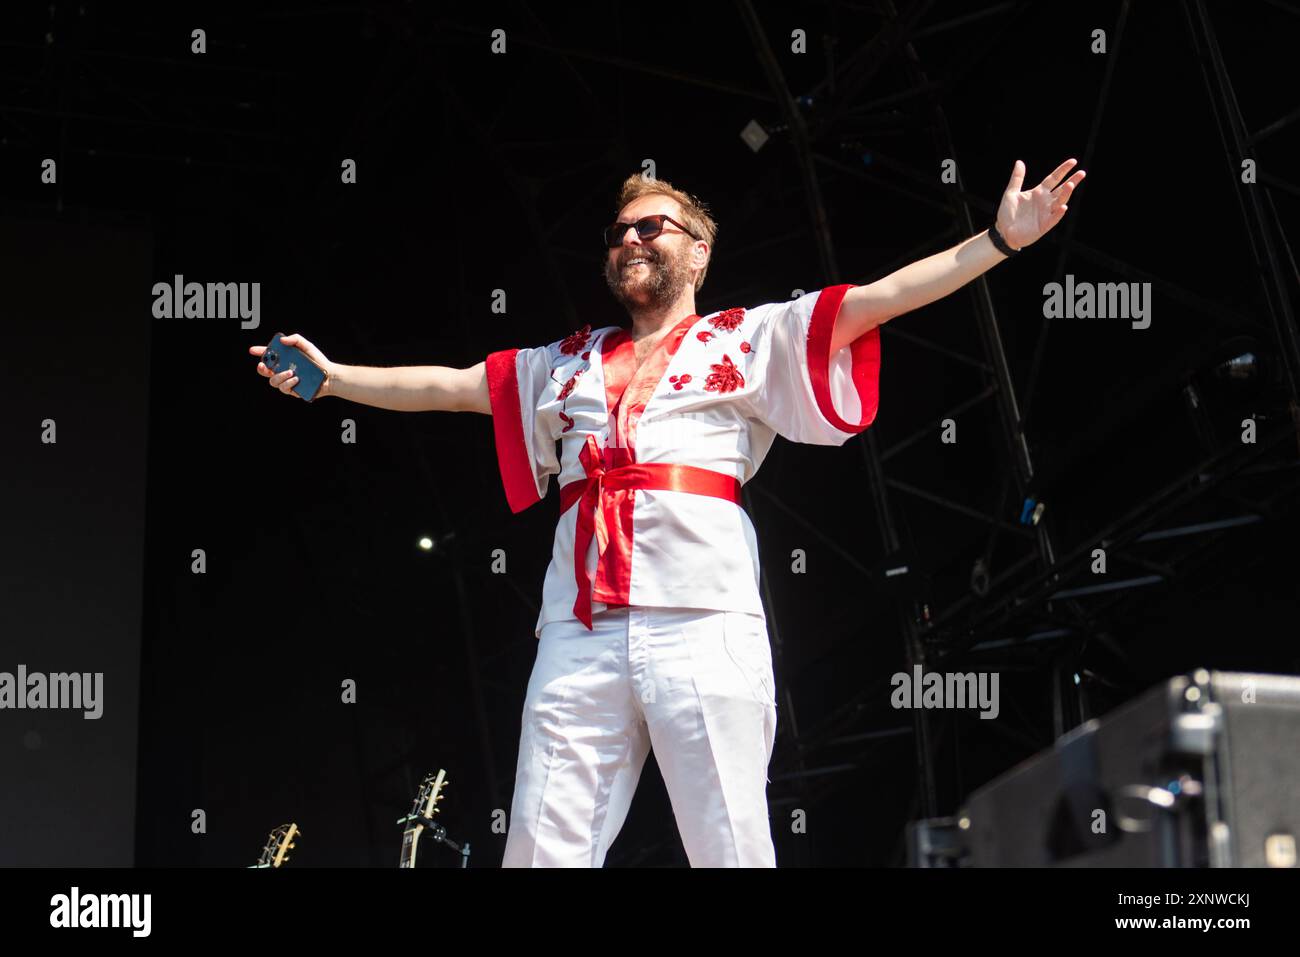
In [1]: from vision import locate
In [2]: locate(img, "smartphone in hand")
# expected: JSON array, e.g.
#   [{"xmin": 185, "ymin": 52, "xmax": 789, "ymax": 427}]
[{"xmin": 262, "ymin": 332, "xmax": 327, "ymax": 402}]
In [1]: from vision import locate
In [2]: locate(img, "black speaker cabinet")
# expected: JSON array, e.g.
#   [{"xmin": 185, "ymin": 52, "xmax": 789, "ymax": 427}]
[{"xmin": 916, "ymin": 670, "xmax": 1300, "ymax": 867}]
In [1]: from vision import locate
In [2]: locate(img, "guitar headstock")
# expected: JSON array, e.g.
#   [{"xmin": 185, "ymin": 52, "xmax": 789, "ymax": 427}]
[
  {"xmin": 408, "ymin": 769, "xmax": 449, "ymax": 823},
  {"xmin": 398, "ymin": 770, "xmax": 459, "ymax": 868},
  {"xmin": 251, "ymin": 822, "xmax": 301, "ymax": 868}
]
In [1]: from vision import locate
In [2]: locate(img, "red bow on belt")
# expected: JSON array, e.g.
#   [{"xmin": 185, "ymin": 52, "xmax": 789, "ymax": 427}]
[{"xmin": 558, "ymin": 433, "xmax": 743, "ymax": 629}]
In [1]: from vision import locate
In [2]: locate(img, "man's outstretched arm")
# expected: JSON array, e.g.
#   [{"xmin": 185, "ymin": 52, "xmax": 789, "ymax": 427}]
[
  {"xmin": 831, "ymin": 158, "xmax": 1086, "ymax": 352},
  {"xmin": 250, "ymin": 334, "xmax": 491, "ymax": 414},
  {"xmin": 327, "ymin": 360, "xmax": 490, "ymax": 414}
]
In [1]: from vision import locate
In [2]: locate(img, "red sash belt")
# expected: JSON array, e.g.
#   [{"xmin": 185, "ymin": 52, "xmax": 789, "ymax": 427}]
[{"xmin": 558, "ymin": 433, "xmax": 742, "ymax": 629}]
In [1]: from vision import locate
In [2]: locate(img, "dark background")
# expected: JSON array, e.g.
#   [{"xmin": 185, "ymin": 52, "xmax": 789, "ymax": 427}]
[
  {"xmin": 0, "ymin": 218, "xmax": 151, "ymax": 866},
  {"xmin": 1, "ymin": 0, "xmax": 1297, "ymax": 867}
]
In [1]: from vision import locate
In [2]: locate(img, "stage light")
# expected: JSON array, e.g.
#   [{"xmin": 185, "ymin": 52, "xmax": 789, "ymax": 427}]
[
  {"xmin": 1182, "ymin": 335, "xmax": 1279, "ymax": 454},
  {"xmin": 740, "ymin": 120, "xmax": 769, "ymax": 153},
  {"xmin": 416, "ymin": 532, "xmax": 456, "ymax": 556},
  {"xmin": 1210, "ymin": 349, "xmax": 1262, "ymax": 384}
]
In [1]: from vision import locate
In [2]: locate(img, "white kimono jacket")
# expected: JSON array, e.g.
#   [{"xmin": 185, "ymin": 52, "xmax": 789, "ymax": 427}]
[{"xmin": 485, "ymin": 284, "xmax": 882, "ymax": 638}]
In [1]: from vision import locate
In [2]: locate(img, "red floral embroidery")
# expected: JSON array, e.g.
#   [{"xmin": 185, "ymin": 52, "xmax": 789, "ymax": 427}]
[
  {"xmin": 559, "ymin": 411, "xmax": 575, "ymax": 433},
  {"xmin": 559, "ymin": 324, "xmax": 593, "ymax": 356},
  {"xmin": 558, "ymin": 368, "xmax": 584, "ymax": 400},
  {"xmin": 739, "ymin": 340, "xmax": 752, "ymax": 353},
  {"xmin": 708, "ymin": 307, "xmax": 745, "ymax": 333},
  {"xmin": 704, "ymin": 355, "xmax": 745, "ymax": 393},
  {"xmin": 581, "ymin": 350, "xmax": 591, "ymax": 360},
  {"xmin": 696, "ymin": 330, "xmax": 715, "ymax": 344},
  {"xmin": 668, "ymin": 373, "xmax": 693, "ymax": 391}
]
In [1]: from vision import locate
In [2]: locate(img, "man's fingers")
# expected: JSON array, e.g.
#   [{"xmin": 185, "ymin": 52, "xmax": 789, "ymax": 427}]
[
  {"xmin": 1006, "ymin": 159, "xmax": 1026, "ymax": 193},
  {"xmin": 1052, "ymin": 169, "xmax": 1086, "ymax": 195},
  {"xmin": 1040, "ymin": 158, "xmax": 1078, "ymax": 192},
  {"xmin": 1050, "ymin": 179, "xmax": 1078, "ymax": 204},
  {"xmin": 256, "ymin": 335, "xmax": 321, "ymax": 398}
]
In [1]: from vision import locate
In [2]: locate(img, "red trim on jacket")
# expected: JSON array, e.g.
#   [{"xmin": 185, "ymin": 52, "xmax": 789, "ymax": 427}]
[
  {"xmin": 806, "ymin": 284, "xmax": 882, "ymax": 434},
  {"xmin": 485, "ymin": 348, "xmax": 543, "ymax": 513},
  {"xmin": 600, "ymin": 328, "xmax": 635, "ymax": 448},
  {"xmin": 618, "ymin": 313, "xmax": 701, "ymax": 451}
]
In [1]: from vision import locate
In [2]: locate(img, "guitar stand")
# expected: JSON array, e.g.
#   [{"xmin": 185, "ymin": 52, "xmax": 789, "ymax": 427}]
[{"xmin": 396, "ymin": 813, "xmax": 472, "ymax": 868}]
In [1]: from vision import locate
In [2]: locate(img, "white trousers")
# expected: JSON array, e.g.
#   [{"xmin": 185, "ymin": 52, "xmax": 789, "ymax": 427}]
[{"xmin": 502, "ymin": 605, "xmax": 779, "ymax": 867}]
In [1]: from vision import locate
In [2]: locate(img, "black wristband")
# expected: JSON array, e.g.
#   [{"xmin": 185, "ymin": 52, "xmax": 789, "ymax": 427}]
[{"xmin": 988, "ymin": 222, "xmax": 1018, "ymax": 257}]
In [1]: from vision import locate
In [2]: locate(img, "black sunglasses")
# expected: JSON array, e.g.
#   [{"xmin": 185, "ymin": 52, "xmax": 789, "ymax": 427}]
[{"xmin": 603, "ymin": 214, "xmax": 700, "ymax": 248}]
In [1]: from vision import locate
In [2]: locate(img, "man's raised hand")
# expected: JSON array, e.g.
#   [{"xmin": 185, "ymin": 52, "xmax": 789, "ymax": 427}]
[{"xmin": 995, "ymin": 158, "xmax": 1086, "ymax": 251}]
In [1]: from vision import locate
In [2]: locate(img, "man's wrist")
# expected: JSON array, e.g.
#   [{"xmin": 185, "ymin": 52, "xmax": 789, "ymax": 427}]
[
  {"xmin": 321, "ymin": 362, "xmax": 343, "ymax": 399},
  {"xmin": 987, "ymin": 222, "xmax": 1019, "ymax": 257}
]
